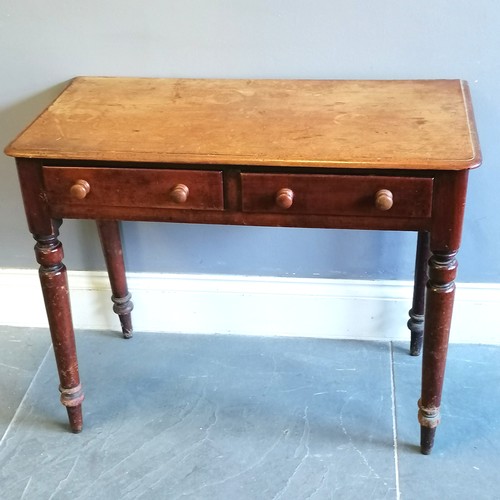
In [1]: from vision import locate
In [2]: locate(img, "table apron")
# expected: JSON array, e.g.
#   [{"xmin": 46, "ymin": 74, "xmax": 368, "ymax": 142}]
[{"xmin": 46, "ymin": 205, "xmax": 431, "ymax": 232}]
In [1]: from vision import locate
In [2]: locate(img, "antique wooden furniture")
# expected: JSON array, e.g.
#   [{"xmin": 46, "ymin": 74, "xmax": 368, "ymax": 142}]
[{"xmin": 5, "ymin": 77, "xmax": 481, "ymax": 454}]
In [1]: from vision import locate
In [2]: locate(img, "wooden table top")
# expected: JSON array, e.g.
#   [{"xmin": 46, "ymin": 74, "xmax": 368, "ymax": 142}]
[{"xmin": 5, "ymin": 77, "xmax": 481, "ymax": 170}]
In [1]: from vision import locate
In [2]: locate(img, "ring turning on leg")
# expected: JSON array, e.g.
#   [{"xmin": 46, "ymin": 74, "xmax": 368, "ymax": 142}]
[
  {"xmin": 60, "ymin": 384, "xmax": 85, "ymax": 433},
  {"xmin": 112, "ymin": 292, "xmax": 134, "ymax": 338}
]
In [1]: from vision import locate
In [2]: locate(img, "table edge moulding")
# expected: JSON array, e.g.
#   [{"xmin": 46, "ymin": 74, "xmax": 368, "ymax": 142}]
[{"xmin": 4, "ymin": 77, "xmax": 482, "ymax": 455}]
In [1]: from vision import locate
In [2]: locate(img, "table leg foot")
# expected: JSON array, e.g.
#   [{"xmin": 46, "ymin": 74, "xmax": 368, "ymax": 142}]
[
  {"xmin": 418, "ymin": 398, "xmax": 440, "ymax": 454},
  {"xmin": 66, "ymin": 406, "xmax": 83, "ymax": 433},
  {"xmin": 59, "ymin": 383, "xmax": 85, "ymax": 433},
  {"xmin": 420, "ymin": 426, "xmax": 437, "ymax": 455}
]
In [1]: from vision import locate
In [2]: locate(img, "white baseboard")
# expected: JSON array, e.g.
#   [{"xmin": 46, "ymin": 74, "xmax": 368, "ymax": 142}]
[{"xmin": 1, "ymin": 268, "xmax": 499, "ymax": 344}]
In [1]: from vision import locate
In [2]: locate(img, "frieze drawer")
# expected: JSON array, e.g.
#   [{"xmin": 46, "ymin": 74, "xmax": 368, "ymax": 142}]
[
  {"xmin": 241, "ymin": 173, "xmax": 433, "ymax": 218},
  {"xmin": 42, "ymin": 166, "xmax": 224, "ymax": 211}
]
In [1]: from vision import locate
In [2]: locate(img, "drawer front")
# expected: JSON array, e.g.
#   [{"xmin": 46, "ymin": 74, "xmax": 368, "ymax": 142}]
[
  {"xmin": 43, "ymin": 167, "xmax": 224, "ymax": 210},
  {"xmin": 241, "ymin": 173, "xmax": 433, "ymax": 218}
]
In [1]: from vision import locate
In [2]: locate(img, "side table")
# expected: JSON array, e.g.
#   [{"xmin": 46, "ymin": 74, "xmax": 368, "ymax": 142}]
[{"xmin": 4, "ymin": 77, "xmax": 481, "ymax": 454}]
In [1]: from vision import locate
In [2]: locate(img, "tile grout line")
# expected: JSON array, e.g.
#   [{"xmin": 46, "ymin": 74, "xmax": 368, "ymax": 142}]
[
  {"xmin": 0, "ymin": 344, "xmax": 52, "ymax": 450},
  {"xmin": 389, "ymin": 341, "xmax": 401, "ymax": 500}
]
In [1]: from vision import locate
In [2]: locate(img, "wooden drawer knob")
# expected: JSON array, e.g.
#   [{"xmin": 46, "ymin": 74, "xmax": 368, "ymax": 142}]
[
  {"xmin": 70, "ymin": 179, "xmax": 90, "ymax": 199},
  {"xmin": 275, "ymin": 188, "xmax": 294, "ymax": 209},
  {"xmin": 170, "ymin": 184, "xmax": 189, "ymax": 204},
  {"xmin": 375, "ymin": 189, "xmax": 393, "ymax": 211}
]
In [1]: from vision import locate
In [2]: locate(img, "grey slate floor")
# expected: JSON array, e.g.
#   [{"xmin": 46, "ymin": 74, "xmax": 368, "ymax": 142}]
[{"xmin": 1, "ymin": 325, "xmax": 499, "ymax": 499}]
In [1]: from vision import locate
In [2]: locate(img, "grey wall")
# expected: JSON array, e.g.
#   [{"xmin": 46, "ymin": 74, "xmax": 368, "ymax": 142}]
[{"xmin": 1, "ymin": 1, "xmax": 499, "ymax": 282}]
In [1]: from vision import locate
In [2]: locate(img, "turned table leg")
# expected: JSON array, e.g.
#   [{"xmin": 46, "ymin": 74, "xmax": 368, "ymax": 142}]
[
  {"xmin": 17, "ymin": 159, "xmax": 84, "ymax": 432},
  {"xmin": 96, "ymin": 220, "xmax": 134, "ymax": 338},
  {"xmin": 36, "ymin": 227, "xmax": 84, "ymax": 432},
  {"xmin": 419, "ymin": 250, "xmax": 457, "ymax": 454},
  {"xmin": 408, "ymin": 231, "xmax": 430, "ymax": 356},
  {"xmin": 417, "ymin": 170, "xmax": 468, "ymax": 454}
]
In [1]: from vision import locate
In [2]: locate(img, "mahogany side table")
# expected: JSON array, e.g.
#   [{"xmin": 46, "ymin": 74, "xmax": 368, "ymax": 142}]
[{"xmin": 4, "ymin": 77, "xmax": 481, "ymax": 454}]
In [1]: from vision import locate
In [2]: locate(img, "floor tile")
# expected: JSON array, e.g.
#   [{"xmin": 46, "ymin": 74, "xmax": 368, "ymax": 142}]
[
  {"xmin": 0, "ymin": 326, "xmax": 51, "ymax": 440},
  {"xmin": 393, "ymin": 342, "xmax": 500, "ymax": 499},
  {"xmin": 0, "ymin": 332, "xmax": 397, "ymax": 499}
]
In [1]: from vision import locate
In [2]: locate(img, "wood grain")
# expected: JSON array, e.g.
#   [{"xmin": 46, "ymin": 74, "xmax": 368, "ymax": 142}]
[{"xmin": 5, "ymin": 77, "xmax": 481, "ymax": 170}]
